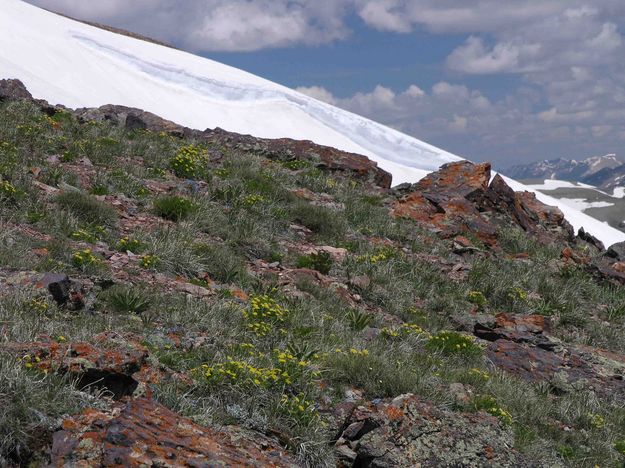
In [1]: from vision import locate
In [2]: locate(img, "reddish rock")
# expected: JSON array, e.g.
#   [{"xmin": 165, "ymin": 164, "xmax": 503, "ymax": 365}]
[
  {"xmin": 414, "ymin": 161, "xmax": 491, "ymax": 199},
  {"xmin": 392, "ymin": 161, "xmax": 574, "ymax": 248},
  {"xmin": 2, "ymin": 333, "xmax": 150, "ymax": 399},
  {"xmin": 50, "ymin": 398, "xmax": 299, "ymax": 467},
  {"xmin": 391, "ymin": 192, "xmax": 439, "ymax": 223},
  {"xmin": 612, "ymin": 262, "xmax": 625, "ymax": 273}
]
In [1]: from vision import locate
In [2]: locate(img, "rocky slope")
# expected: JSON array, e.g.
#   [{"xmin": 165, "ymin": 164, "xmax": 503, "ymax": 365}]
[{"xmin": 2, "ymin": 80, "xmax": 625, "ymax": 466}]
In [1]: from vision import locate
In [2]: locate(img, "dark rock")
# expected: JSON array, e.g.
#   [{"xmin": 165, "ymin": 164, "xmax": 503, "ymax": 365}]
[
  {"xmin": 607, "ymin": 241, "xmax": 625, "ymax": 261},
  {"xmin": 477, "ymin": 317, "xmax": 625, "ymax": 398},
  {"xmin": 202, "ymin": 128, "xmax": 392, "ymax": 189},
  {"xmin": 41, "ymin": 273, "xmax": 71, "ymax": 305},
  {"xmin": 0, "ymin": 78, "xmax": 33, "ymax": 101},
  {"xmin": 74, "ymin": 104, "xmax": 185, "ymax": 136},
  {"xmin": 578, "ymin": 227, "xmax": 605, "ymax": 252},
  {"xmin": 40, "ymin": 273, "xmax": 84, "ymax": 310},
  {"xmin": 50, "ymin": 398, "xmax": 299, "ymax": 467}
]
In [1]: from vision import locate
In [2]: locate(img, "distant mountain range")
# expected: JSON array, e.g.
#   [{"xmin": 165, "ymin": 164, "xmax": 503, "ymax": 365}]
[
  {"xmin": 505, "ymin": 154, "xmax": 625, "ymax": 193},
  {"xmin": 505, "ymin": 154, "xmax": 620, "ymax": 182}
]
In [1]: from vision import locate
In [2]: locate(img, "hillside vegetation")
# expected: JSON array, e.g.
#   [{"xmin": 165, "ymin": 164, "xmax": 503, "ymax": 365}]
[{"xmin": 2, "ymin": 80, "xmax": 625, "ymax": 467}]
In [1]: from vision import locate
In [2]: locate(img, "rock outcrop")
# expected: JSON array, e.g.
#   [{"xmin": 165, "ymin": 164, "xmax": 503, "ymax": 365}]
[
  {"xmin": 392, "ymin": 161, "xmax": 575, "ymax": 246},
  {"xmin": 2, "ymin": 333, "xmax": 149, "ymax": 399},
  {"xmin": 475, "ymin": 313, "xmax": 625, "ymax": 398},
  {"xmin": 335, "ymin": 393, "xmax": 527, "ymax": 467}
]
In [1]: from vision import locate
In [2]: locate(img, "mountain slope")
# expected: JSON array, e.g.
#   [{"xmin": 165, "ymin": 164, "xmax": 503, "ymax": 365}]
[
  {"xmin": 1, "ymin": 0, "xmax": 625, "ymax": 246},
  {"xmin": 4, "ymin": 86, "xmax": 625, "ymax": 466}
]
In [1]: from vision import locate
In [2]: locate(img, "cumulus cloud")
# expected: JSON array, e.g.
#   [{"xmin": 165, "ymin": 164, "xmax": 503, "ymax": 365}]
[
  {"xmin": 28, "ymin": 0, "xmax": 350, "ymax": 52},
  {"xmin": 295, "ymin": 86, "xmax": 338, "ymax": 105}
]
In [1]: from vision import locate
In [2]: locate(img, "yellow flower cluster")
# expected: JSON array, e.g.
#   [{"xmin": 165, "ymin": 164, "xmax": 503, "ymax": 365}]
[
  {"xmin": 195, "ymin": 346, "xmax": 320, "ymax": 389},
  {"xmin": 467, "ymin": 290, "xmax": 487, "ymax": 307},
  {"xmin": 27, "ymin": 297, "xmax": 50, "ymax": 314},
  {"xmin": 381, "ymin": 323, "xmax": 427, "ymax": 339},
  {"xmin": 72, "ymin": 249, "xmax": 101, "ymax": 268},
  {"xmin": 197, "ymin": 358, "xmax": 293, "ymax": 386},
  {"xmin": 71, "ymin": 229, "xmax": 97, "ymax": 243},
  {"xmin": 118, "ymin": 236, "xmax": 144, "ymax": 253},
  {"xmin": 488, "ymin": 405, "xmax": 513, "ymax": 425},
  {"xmin": 356, "ymin": 246, "xmax": 397, "ymax": 264},
  {"xmin": 215, "ymin": 168, "xmax": 230, "ymax": 179},
  {"xmin": 0, "ymin": 180, "xmax": 17, "ymax": 197},
  {"xmin": 280, "ymin": 393, "xmax": 318, "ymax": 424},
  {"xmin": 0, "ymin": 141, "xmax": 17, "ymax": 153},
  {"xmin": 427, "ymin": 331, "xmax": 482, "ymax": 355},
  {"xmin": 507, "ymin": 286, "xmax": 528, "ymax": 302},
  {"xmin": 475, "ymin": 395, "xmax": 512, "ymax": 425},
  {"xmin": 588, "ymin": 413, "xmax": 606, "ymax": 429},
  {"xmin": 334, "ymin": 347, "xmax": 369, "ymax": 357},
  {"xmin": 242, "ymin": 194, "xmax": 265, "ymax": 207},
  {"xmin": 243, "ymin": 295, "xmax": 288, "ymax": 337},
  {"xmin": 468, "ymin": 368, "xmax": 490, "ymax": 381},
  {"xmin": 22, "ymin": 354, "xmax": 41, "ymax": 369},
  {"xmin": 273, "ymin": 348, "xmax": 320, "ymax": 378},
  {"xmin": 140, "ymin": 255, "xmax": 159, "ymax": 269},
  {"xmin": 16, "ymin": 124, "xmax": 35, "ymax": 136},
  {"xmin": 170, "ymin": 144, "xmax": 208, "ymax": 179}
]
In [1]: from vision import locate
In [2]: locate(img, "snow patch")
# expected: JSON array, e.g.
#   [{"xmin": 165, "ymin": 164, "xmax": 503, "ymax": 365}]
[
  {"xmin": 525, "ymin": 179, "xmax": 596, "ymax": 190},
  {"xmin": 613, "ymin": 187, "xmax": 625, "ymax": 199}
]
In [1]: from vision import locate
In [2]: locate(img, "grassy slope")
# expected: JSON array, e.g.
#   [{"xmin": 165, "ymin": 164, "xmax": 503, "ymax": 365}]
[{"xmin": 0, "ymin": 99, "xmax": 624, "ymax": 466}]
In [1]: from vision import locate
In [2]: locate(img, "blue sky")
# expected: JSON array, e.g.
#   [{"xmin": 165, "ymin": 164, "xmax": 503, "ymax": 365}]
[{"xmin": 26, "ymin": 1, "xmax": 625, "ymax": 168}]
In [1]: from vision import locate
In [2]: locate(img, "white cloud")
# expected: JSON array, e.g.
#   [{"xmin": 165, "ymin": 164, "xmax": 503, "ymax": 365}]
[
  {"xmin": 28, "ymin": 0, "xmax": 351, "ymax": 52},
  {"xmin": 295, "ymin": 86, "xmax": 338, "ymax": 105},
  {"xmin": 404, "ymin": 85, "xmax": 425, "ymax": 98}
]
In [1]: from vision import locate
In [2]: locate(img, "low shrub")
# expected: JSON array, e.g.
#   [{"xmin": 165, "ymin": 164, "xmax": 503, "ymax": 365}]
[
  {"xmin": 345, "ymin": 309, "xmax": 373, "ymax": 331},
  {"xmin": 153, "ymin": 195, "xmax": 196, "ymax": 221},
  {"xmin": 290, "ymin": 202, "xmax": 345, "ymax": 240},
  {"xmin": 55, "ymin": 191, "xmax": 117, "ymax": 226},
  {"xmin": 170, "ymin": 144, "xmax": 208, "ymax": 179},
  {"xmin": 296, "ymin": 251, "xmax": 333, "ymax": 274},
  {"xmin": 105, "ymin": 287, "xmax": 151, "ymax": 314}
]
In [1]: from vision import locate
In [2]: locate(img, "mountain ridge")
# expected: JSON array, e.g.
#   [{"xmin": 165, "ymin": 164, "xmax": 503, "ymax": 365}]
[{"xmin": 505, "ymin": 154, "xmax": 621, "ymax": 182}]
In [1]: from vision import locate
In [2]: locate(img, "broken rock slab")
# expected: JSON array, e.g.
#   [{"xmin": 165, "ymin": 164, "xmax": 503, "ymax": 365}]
[{"xmin": 50, "ymin": 397, "xmax": 300, "ymax": 467}]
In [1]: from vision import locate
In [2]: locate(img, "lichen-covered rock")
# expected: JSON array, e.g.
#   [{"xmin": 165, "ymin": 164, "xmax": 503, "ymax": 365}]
[
  {"xmin": 335, "ymin": 393, "xmax": 527, "ymax": 467},
  {"xmin": 475, "ymin": 314, "xmax": 625, "ymax": 398},
  {"xmin": 50, "ymin": 398, "xmax": 300, "ymax": 467}
]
